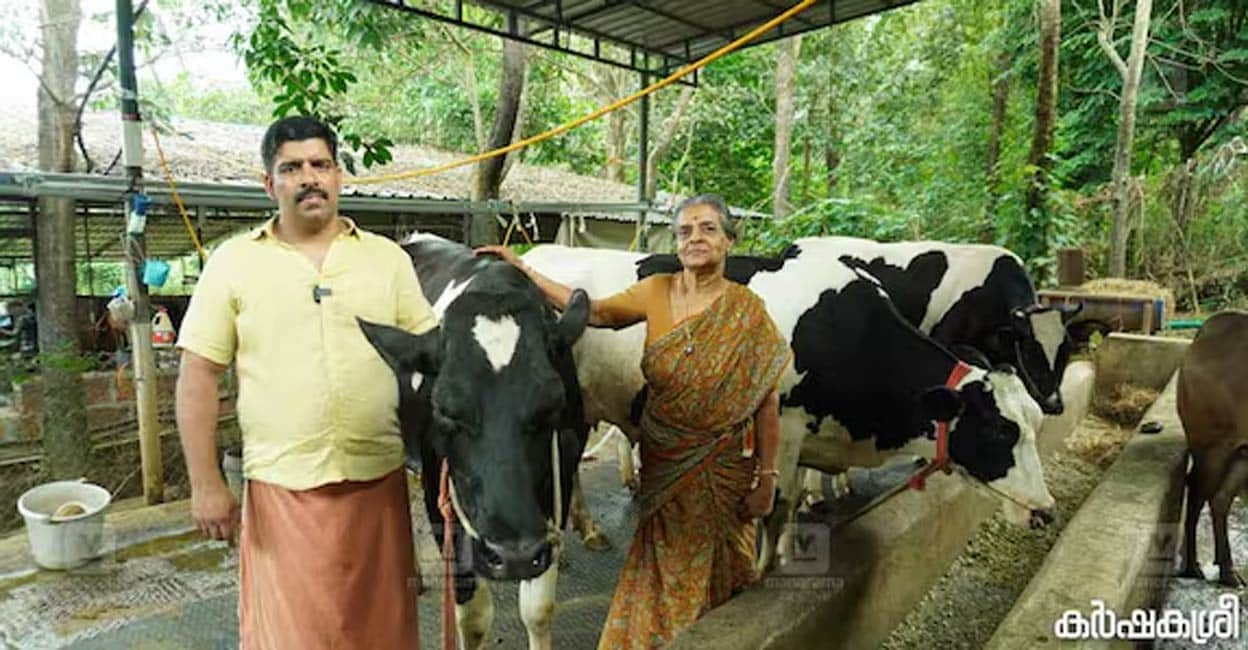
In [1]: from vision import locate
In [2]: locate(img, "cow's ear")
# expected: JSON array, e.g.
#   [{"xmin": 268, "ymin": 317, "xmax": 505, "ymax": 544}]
[
  {"xmin": 556, "ymin": 289, "xmax": 590, "ymax": 347},
  {"xmin": 918, "ymin": 386, "xmax": 964, "ymax": 422},
  {"xmin": 357, "ymin": 318, "xmax": 441, "ymax": 375}
]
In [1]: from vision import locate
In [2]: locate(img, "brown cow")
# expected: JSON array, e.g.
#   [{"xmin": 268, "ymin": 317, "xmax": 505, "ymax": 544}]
[{"xmin": 1178, "ymin": 309, "xmax": 1248, "ymax": 586}]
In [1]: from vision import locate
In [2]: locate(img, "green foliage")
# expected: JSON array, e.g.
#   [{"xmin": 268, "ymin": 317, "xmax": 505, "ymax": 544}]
[
  {"xmin": 740, "ymin": 196, "xmax": 917, "ymax": 255},
  {"xmin": 115, "ymin": 0, "xmax": 1248, "ymax": 310},
  {"xmin": 233, "ymin": 0, "xmax": 408, "ymax": 172}
]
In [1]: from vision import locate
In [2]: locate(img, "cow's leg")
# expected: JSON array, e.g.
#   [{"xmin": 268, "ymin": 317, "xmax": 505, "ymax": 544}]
[
  {"xmin": 518, "ymin": 549, "xmax": 560, "ymax": 650},
  {"xmin": 455, "ymin": 578, "xmax": 494, "ymax": 650},
  {"xmin": 802, "ymin": 467, "xmax": 826, "ymax": 510},
  {"xmin": 1180, "ymin": 455, "xmax": 1206, "ymax": 579},
  {"xmin": 617, "ymin": 432, "xmax": 638, "ymax": 493},
  {"xmin": 570, "ymin": 471, "xmax": 611, "ymax": 551},
  {"xmin": 1211, "ymin": 454, "xmax": 1248, "ymax": 586},
  {"xmin": 759, "ymin": 410, "xmax": 806, "ymax": 572}
]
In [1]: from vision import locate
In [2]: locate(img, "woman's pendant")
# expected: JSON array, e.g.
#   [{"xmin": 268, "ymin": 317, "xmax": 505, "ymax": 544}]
[{"xmin": 684, "ymin": 343, "xmax": 695, "ymax": 355}]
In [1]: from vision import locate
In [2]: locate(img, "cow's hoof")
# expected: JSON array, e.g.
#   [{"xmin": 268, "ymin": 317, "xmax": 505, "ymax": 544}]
[
  {"xmin": 582, "ymin": 530, "xmax": 613, "ymax": 552},
  {"xmin": 1217, "ymin": 570, "xmax": 1245, "ymax": 587},
  {"xmin": 1178, "ymin": 566, "xmax": 1204, "ymax": 580}
]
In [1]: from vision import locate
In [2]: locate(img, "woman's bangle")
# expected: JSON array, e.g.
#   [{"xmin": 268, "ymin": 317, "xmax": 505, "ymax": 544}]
[{"xmin": 758, "ymin": 469, "xmax": 780, "ymax": 478}]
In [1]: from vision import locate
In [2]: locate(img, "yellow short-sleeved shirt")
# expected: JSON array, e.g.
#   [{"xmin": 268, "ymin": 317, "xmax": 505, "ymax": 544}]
[{"xmin": 177, "ymin": 217, "xmax": 437, "ymax": 491}]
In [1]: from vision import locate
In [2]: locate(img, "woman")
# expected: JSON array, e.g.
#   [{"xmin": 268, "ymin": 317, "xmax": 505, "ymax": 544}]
[{"xmin": 478, "ymin": 194, "xmax": 791, "ymax": 649}]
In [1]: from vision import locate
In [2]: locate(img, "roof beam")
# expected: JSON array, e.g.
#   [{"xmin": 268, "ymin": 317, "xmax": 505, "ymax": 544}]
[{"xmin": 363, "ymin": 0, "xmax": 673, "ymax": 78}]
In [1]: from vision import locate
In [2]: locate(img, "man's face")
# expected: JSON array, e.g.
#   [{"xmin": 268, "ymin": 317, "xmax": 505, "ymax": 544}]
[{"xmin": 263, "ymin": 138, "xmax": 342, "ymax": 226}]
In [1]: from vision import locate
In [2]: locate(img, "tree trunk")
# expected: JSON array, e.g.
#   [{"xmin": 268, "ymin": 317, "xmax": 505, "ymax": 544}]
[
  {"xmin": 772, "ymin": 35, "xmax": 802, "ymax": 219},
  {"xmin": 471, "ymin": 39, "xmax": 526, "ymax": 245},
  {"xmin": 37, "ymin": 0, "xmax": 89, "ymax": 480},
  {"xmin": 601, "ymin": 67, "xmax": 630, "ymax": 183},
  {"xmin": 801, "ymin": 131, "xmax": 812, "ymax": 205},
  {"xmin": 1024, "ymin": 0, "xmax": 1061, "ymax": 225},
  {"xmin": 643, "ymin": 87, "xmax": 695, "ymax": 201},
  {"xmin": 465, "ymin": 50, "xmax": 486, "ymax": 151},
  {"xmin": 983, "ymin": 49, "xmax": 1011, "ymax": 243},
  {"xmin": 500, "ymin": 56, "xmax": 531, "ymax": 185},
  {"xmin": 1101, "ymin": 0, "xmax": 1153, "ymax": 277},
  {"xmin": 825, "ymin": 87, "xmax": 841, "ymax": 195}
]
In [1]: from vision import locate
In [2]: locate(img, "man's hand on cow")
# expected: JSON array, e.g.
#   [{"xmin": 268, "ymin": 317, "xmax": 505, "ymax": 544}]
[
  {"xmin": 474, "ymin": 245, "xmax": 524, "ymax": 270},
  {"xmin": 740, "ymin": 475, "xmax": 777, "ymax": 520},
  {"xmin": 192, "ymin": 478, "xmax": 241, "ymax": 546}
]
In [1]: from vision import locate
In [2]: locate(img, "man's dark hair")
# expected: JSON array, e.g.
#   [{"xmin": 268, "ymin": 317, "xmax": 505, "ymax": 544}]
[
  {"xmin": 261, "ymin": 116, "xmax": 339, "ymax": 173},
  {"xmin": 672, "ymin": 194, "xmax": 737, "ymax": 240}
]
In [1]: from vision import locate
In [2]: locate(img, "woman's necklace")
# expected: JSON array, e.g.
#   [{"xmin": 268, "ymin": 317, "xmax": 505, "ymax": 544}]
[{"xmin": 679, "ymin": 275, "xmax": 698, "ymax": 355}]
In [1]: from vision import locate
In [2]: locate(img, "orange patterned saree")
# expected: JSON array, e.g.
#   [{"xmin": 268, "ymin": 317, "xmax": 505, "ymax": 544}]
[{"xmin": 597, "ymin": 283, "xmax": 791, "ymax": 650}]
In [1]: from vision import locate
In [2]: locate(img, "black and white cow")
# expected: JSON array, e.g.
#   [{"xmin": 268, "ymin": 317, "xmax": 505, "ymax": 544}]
[
  {"xmin": 637, "ymin": 236, "xmax": 1074, "ymax": 415},
  {"xmin": 359, "ymin": 233, "xmax": 590, "ymax": 650},
  {"xmin": 522, "ymin": 244, "xmax": 1056, "ymax": 570}
]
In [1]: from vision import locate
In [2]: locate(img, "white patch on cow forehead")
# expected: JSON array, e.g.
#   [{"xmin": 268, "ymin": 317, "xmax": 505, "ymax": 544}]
[
  {"xmin": 410, "ymin": 372, "xmax": 424, "ymax": 393},
  {"xmin": 474, "ymin": 315, "xmax": 521, "ymax": 372},
  {"xmin": 432, "ymin": 277, "xmax": 475, "ymax": 319},
  {"xmin": 986, "ymin": 370, "xmax": 1043, "ymax": 434},
  {"xmin": 1030, "ymin": 310, "xmax": 1065, "ymax": 370}
]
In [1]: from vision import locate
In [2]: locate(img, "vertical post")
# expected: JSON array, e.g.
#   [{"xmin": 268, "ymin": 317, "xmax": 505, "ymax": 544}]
[
  {"xmin": 116, "ymin": 0, "xmax": 163, "ymax": 505},
  {"xmin": 636, "ymin": 61, "xmax": 650, "ymax": 252}
]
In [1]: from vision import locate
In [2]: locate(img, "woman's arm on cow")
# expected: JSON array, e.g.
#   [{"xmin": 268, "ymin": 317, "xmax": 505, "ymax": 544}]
[
  {"xmin": 741, "ymin": 390, "xmax": 781, "ymax": 520},
  {"xmin": 474, "ymin": 245, "xmax": 644, "ymax": 328},
  {"xmin": 176, "ymin": 350, "xmax": 240, "ymax": 544}
]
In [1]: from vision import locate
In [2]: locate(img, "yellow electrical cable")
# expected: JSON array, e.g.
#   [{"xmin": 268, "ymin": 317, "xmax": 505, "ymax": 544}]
[
  {"xmin": 346, "ymin": 0, "xmax": 818, "ymax": 185},
  {"xmin": 150, "ymin": 125, "xmax": 207, "ymax": 260}
]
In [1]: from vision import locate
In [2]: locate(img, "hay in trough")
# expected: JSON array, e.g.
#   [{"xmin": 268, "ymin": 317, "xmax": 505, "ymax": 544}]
[
  {"xmin": 1079, "ymin": 278, "xmax": 1176, "ymax": 324},
  {"xmin": 1092, "ymin": 383, "xmax": 1160, "ymax": 427},
  {"xmin": 1066, "ymin": 414, "xmax": 1136, "ymax": 468}
]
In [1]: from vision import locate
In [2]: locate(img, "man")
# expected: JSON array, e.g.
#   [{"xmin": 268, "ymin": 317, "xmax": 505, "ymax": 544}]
[{"xmin": 175, "ymin": 116, "xmax": 435, "ymax": 649}]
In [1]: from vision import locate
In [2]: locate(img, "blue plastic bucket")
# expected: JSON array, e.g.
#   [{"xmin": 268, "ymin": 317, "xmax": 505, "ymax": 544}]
[{"xmin": 142, "ymin": 259, "xmax": 171, "ymax": 288}]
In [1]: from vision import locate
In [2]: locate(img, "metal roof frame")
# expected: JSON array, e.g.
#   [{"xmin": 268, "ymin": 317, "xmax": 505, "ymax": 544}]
[
  {"xmin": 367, "ymin": 1, "xmax": 924, "ymax": 79},
  {"xmin": 0, "ymin": 171, "xmax": 688, "ymax": 263}
]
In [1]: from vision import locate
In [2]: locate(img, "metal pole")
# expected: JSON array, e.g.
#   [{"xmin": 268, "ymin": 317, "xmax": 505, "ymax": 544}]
[
  {"xmin": 636, "ymin": 62, "xmax": 650, "ymax": 252},
  {"xmin": 116, "ymin": 0, "xmax": 163, "ymax": 505}
]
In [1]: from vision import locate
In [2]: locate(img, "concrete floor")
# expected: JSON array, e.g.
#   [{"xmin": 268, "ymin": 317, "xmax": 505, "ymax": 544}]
[
  {"xmin": 1157, "ymin": 497, "xmax": 1248, "ymax": 650},
  {"xmin": 0, "ymin": 455, "xmax": 636, "ymax": 650}
]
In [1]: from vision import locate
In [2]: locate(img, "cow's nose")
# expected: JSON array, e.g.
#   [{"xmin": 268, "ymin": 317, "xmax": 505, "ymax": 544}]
[
  {"xmin": 1041, "ymin": 394, "xmax": 1064, "ymax": 415},
  {"xmin": 1029, "ymin": 508, "xmax": 1054, "ymax": 529},
  {"xmin": 474, "ymin": 537, "xmax": 553, "ymax": 581}
]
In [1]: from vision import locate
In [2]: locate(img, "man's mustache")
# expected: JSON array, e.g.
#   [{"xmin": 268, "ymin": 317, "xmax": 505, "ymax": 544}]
[{"xmin": 296, "ymin": 188, "xmax": 328, "ymax": 202}]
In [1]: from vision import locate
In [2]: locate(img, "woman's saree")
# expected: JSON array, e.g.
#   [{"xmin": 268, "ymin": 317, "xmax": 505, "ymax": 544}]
[{"xmin": 597, "ymin": 282, "xmax": 791, "ymax": 650}]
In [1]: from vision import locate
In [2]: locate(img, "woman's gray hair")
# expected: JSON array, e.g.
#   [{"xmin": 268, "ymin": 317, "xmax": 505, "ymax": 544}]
[{"xmin": 672, "ymin": 194, "xmax": 737, "ymax": 240}]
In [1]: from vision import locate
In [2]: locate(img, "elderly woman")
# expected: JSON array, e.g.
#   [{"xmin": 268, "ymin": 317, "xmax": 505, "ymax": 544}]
[{"xmin": 478, "ymin": 194, "xmax": 791, "ymax": 648}]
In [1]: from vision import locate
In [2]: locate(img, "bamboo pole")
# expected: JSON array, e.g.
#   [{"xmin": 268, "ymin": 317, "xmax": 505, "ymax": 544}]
[{"xmin": 115, "ymin": 0, "xmax": 162, "ymax": 504}]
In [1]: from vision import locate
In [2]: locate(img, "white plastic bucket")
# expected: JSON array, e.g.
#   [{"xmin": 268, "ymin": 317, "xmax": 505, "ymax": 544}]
[{"xmin": 16, "ymin": 481, "xmax": 111, "ymax": 570}]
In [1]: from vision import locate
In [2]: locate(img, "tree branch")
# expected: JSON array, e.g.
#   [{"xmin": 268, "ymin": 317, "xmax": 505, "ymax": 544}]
[
  {"xmin": 74, "ymin": 0, "xmax": 150, "ymax": 174},
  {"xmin": 645, "ymin": 86, "xmax": 695, "ymax": 200},
  {"xmin": 1097, "ymin": 0, "xmax": 1129, "ymax": 79},
  {"xmin": 1146, "ymin": 53, "xmax": 1182, "ymax": 102}
]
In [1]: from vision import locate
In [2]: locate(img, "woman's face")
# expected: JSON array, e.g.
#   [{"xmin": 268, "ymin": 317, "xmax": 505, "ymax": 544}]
[{"xmin": 675, "ymin": 204, "xmax": 733, "ymax": 273}]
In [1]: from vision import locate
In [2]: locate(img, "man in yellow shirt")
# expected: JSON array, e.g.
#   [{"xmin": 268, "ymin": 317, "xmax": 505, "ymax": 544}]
[{"xmin": 175, "ymin": 116, "xmax": 435, "ymax": 649}]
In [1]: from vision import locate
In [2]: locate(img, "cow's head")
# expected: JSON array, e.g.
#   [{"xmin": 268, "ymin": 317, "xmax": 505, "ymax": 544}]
[
  {"xmin": 993, "ymin": 304, "xmax": 1077, "ymax": 415},
  {"xmin": 359, "ymin": 287, "xmax": 590, "ymax": 581},
  {"xmin": 919, "ymin": 366, "xmax": 1055, "ymax": 526}
]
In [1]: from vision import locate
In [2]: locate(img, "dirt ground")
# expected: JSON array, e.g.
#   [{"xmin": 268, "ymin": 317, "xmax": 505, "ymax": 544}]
[{"xmin": 881, "ymin": 416, "xmax": 1133, "ymax": 649}]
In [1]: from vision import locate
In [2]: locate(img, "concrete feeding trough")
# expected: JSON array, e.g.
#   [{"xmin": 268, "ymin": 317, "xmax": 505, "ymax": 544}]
[{"xmin": 674, "ymin": 331, "xmax": 1194, "ymax": 649}]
